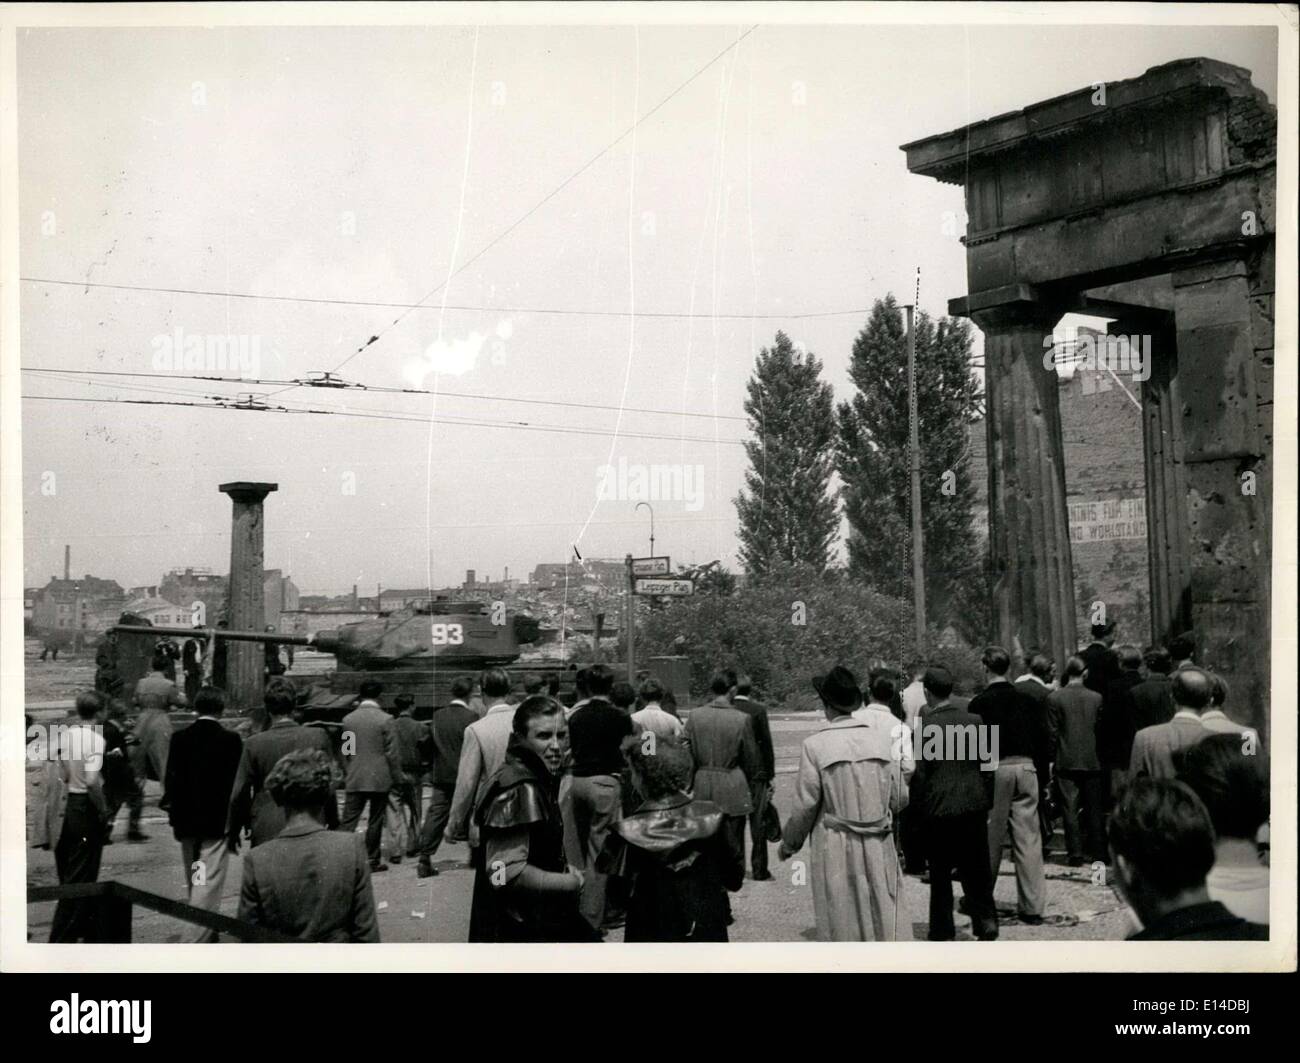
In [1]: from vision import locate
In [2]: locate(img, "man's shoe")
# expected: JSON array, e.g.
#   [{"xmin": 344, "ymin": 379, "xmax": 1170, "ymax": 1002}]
[
  {"xmin": 369, "ymin": 861, "xmax": 389, "ymax": 873},
  {"xmin": 1019, "ymin": 913, "xmax": 1045, "ymax": 926},
  {"xmin": 389, "ymin": 854, "xmax": 403, "ymax": 865},
  {"xmin": 127, "ymin": 830, "xmax": 148, "ymax": 843},
  {"xmin": 752, "ymin": 870, "xmax": 774, "ymax": 882},
  {"xmin": 417, "ymin": 858, "xmax": 439, "ymax": 879}
]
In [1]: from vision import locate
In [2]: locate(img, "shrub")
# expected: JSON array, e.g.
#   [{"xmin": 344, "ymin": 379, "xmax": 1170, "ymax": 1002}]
[{"xmin": 637, "ymin": 563, "xmax": 953, "ymax": 707}]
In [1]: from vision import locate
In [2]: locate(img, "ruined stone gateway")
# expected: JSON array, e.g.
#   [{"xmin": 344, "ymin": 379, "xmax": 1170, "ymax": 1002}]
[{"xmin": 904, "ymin": 58, "xmax": 1276, "ymax": 739}]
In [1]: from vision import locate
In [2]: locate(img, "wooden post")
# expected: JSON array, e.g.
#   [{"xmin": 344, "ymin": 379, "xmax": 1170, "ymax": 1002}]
[
  {"xmin": 905, "ymin": 305, "xmax": 927, "ymax": 654},
  {"xmin": 625, "ymin": 554, "xmax": 636, "ymax": 680},
  {"xmin": 218, "ymin": 482, "xmax": 277, "ymax": 716}
]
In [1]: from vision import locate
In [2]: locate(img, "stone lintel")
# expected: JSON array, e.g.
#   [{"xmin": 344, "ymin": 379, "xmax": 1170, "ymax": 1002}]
[
  {"xmin": 219, "ymin": 481, "xmax": 279, "ymax": 505},
  {"xmin": 949, "ymin": 283, "xmax": 1039, "ymax": 320},
  {"xmin": 1072, "ymin": 296, "xmax": 1173, "ymax": 324},
  {"xmin": 1172, "ymin": 258, "xmax": 1249, "ymax": 287},
  {"xmin": 901, "ymin": 57, "xmax": 1263, "ymax": 183}
]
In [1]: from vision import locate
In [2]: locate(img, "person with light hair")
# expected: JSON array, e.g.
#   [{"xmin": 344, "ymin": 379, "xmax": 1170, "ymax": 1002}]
[{"xmin": 239, "ymin": 749, "xmax": 378, "ymax": 942}]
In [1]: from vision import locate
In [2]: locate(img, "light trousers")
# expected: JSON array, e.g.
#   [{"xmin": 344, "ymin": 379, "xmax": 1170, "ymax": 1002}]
[
  {"xmin": 180, "ymin": 836, "xmax": 230, "ymax": 943},
  {"xmin": 987, "ymin": 758, "xmax": 1045, "ymax": 917}
]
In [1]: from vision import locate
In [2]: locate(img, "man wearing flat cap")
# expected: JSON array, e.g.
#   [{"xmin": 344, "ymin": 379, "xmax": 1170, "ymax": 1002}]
[{"xmin": 778, "ymin": 665, "xmax": 912, "ymax": 941}]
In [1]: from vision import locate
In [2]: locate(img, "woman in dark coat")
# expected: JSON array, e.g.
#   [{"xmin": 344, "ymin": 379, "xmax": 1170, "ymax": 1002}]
[
  {"xmin": 599, "ymin": 735, "xmax": 743, "ymax": 942},
  {"xmin": 471, "ymin": 696, "xmax": 598, "ymax": 943}
]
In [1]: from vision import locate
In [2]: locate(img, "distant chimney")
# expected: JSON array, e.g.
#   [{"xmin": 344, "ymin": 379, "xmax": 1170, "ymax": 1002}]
[
  {"xmin": 352, "ymin": 583, "xmax": 358, "ymax": 609},
  {"xmin": 64, "ymin": 545, "xmax": 70, "ymax": 581},
  {"xmin": 504, "ymin": 566, "xmax": 509, "ymax": 583}
]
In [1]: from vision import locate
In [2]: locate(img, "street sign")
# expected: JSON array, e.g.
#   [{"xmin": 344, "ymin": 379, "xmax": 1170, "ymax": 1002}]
[
  {"xmin": 634, "ymin": 577, "xmax": 693, "ymax": 597},
  {"xmin": 631, "ymin": 556, "xmax": 671, "ymax": 577}
]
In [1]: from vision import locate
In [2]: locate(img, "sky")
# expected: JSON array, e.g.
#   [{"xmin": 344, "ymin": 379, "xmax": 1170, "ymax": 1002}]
[{"xmin": 17, "ymin": 17, "xmax": 1278, "ymax": 595}]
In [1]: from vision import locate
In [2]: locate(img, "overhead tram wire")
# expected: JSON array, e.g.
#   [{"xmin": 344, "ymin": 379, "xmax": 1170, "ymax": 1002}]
[
  {"xmin": 20, "ymin": 366, "xmax": 750, "ymax": 422},
  {"xmin": 20, "ymin": 276, "xmax": 866, "ymax": 322},
  {"xmin": 20, "ymin": 392, "xmax": 749, "ymax": 446},
  {"xmin": 319, "ymin": 24, "xmax": 761, "ymax": 384}
]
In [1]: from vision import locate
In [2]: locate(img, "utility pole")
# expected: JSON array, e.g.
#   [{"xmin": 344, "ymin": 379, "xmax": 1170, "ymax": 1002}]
[
  {"xmin": 625, "ymin": 553, "xmax": 635, "ymax": 680},
  {"xmin": 905, "ymin": 304, "xmax": 927, "ymax": 654}
]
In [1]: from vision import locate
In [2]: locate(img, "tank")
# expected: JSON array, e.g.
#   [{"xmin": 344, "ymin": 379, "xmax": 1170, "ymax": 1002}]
[
  {"xmin": 100, "ymin": 602, "xmax": 625, "ymax": 723},
  {"xmin": 306, "ymin": 599, "xmax": 556, "ymax": 716},
  {"xmin": 312, "ymin": 599, "xmax": 520, "ymax": 669}
]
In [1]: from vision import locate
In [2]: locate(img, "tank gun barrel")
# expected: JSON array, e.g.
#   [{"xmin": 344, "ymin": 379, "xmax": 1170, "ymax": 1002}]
[{"xmin": 109, "ymin": 624, "xmax": 314, "ymax": 646}]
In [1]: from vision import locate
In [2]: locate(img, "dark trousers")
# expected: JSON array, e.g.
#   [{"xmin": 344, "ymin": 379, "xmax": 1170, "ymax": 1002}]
[
  {"xmin": 1058, "ymin": 770, "xmax": 1106, "ymax": 862},
  {"xmin": 900, "ymin": 802, "xmax": 927, "ymax": 873},
  {"xmin": 103, "ymin": 773, "xmax": 144, "ymax": 836},
  {"xmin": 924, "ymin": 810, "xmax": 997, "ymax": 940},
  {"xmin": 720, "ymin": 813, "xmax": 746, "ymax": 915},
  {"xmin": 417, "ymin": 782, "xmax": 456, "ymax": 858},
  {"xmin": 747, "ymin": 780, "xmax": 772, "ymax": 877},
  {"xmin": 339, "ymin": 791, "xmax": 388, "ymax": 863},
  {"xmin": 50, "ymin": 795, "xmax": 106, "ymax": 943},
  {"xmin": 395, "ymin": 772, "xmax": 422, "ymax": 852}
]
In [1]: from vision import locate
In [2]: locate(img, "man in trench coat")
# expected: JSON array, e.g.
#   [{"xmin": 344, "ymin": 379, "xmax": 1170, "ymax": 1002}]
[{"xmin": 779, "ymin": 665, "xmax": 912, "ymax": 941}]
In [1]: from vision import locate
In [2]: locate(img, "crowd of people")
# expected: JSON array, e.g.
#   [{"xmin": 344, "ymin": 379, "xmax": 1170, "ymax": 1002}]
[{"xmin": 35, "ymin": 623, "xmax": 1269, "ymax": 945}]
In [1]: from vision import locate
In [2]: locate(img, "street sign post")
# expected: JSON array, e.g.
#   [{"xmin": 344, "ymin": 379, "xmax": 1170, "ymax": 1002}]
[
  {"xmin": 633, "ymin": 578, "xmax": 694, "ymax": 597},
  {"xmin": 631, "ymin": 556, "xmax": 671, "ymax": 577}
]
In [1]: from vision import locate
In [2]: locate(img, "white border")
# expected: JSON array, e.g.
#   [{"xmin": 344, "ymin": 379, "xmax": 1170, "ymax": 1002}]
[{"xmin": 1, "ymin": 1, "xmax": 1295, "ymax": 974}]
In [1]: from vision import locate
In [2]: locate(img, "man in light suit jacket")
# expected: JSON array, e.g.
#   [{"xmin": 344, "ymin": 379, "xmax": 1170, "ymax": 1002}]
[
  {"xmin": 1130, "ymin": 668, "xmax": 1214, "ymax": 780},
  {"xmin": 337, "ymin": 680, "xmax": 403, "ymax": 871},
  {"xmin": 684, "ymin": 672, "xmax": 762, "ymax": 915},
  {"xmin": 163, "ymin": 685, "xmax": 243, "ymax": 942}
]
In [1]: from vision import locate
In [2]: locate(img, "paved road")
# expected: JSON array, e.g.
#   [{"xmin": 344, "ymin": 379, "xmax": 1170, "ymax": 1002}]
[{"xmin": 26, "ymin": 712, "xmax": 1127, "ymax": 944}]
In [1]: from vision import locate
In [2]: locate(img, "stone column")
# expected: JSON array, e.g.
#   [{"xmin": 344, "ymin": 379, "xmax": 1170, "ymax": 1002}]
[
  {"xmin": 971, "ymin": 299, "xmax": 1078, "ymax": 672},
  {"xmin": 1170, "ymin": 258, "xmax": 1268, "ymax": 738},
  {"xmin": 1121, "ymin": 314, "xmax": 1195, "ymax": 648},
  {"xmin": 218, "ymin": 481, "xmax": 278, "ymax": 717}
]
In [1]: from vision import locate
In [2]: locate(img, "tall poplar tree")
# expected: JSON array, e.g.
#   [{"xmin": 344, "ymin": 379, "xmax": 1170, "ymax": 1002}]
[
  {"xmin": 836, "ymin": 295, "xmax": 987, "ymax": 635},
  {"xmin": 734, "ymin": 332, "xmax": 839, "ymax": 576}
]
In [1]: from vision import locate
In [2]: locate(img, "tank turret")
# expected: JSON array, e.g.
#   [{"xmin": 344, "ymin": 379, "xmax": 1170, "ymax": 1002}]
[{"xmin": 312, "ymin": 600, "xmax": 520, "ymax": 669}]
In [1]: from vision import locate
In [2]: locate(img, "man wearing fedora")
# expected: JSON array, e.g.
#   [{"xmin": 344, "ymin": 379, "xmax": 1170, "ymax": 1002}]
[{"xmin": 779, "ymin": 665, "xmax": 912, "ymax": 941}]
